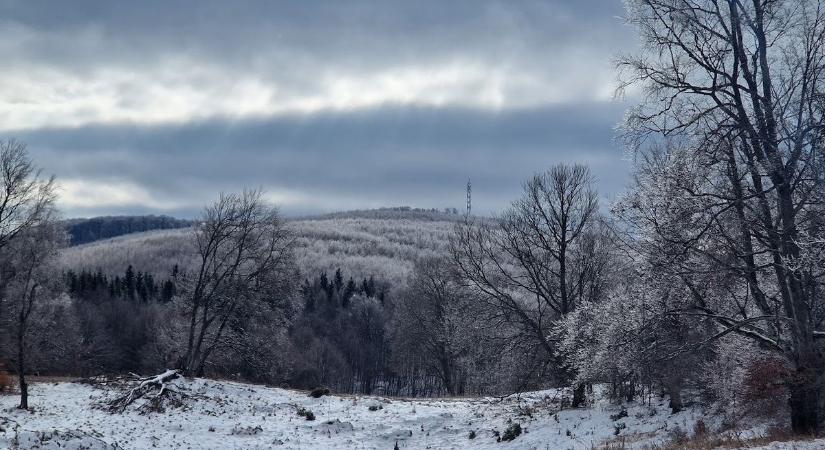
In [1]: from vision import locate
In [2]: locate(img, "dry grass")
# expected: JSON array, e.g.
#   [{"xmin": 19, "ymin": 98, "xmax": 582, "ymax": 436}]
[
  {"xmin": 597, "ymin": 426, "xmax": 817, "ymax": 450},
  {"xmin": 28, "ymin": 375, "xmax": 81, "ymax": 383},
  {"xmin": 0, "ymin": 370, "xmax": 16, "ymax": 394}
]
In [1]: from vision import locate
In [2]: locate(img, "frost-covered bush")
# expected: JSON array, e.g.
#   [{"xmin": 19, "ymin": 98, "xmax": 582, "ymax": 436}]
[
  {"xmin": 701, "ymin": 337, "xmax": 789, "ymax": 424},
  {"xmin": 501, "ymin": 423, "xmax": 522, "ymax": 441},
  {"xmin": 560, "ymin": 264, "xmax": 711, "ymax": 409}
]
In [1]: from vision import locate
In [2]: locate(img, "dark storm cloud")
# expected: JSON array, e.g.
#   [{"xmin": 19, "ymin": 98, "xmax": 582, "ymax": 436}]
[
  {"xmin": 0, "ymin": 1, "xmax": 629, "ymax": 64},
  {"xmin": 0, "ymin": 0, "xmax": 637, "ymax": 216}
]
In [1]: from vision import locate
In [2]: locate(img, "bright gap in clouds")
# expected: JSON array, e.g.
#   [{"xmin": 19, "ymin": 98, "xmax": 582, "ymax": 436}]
[
  {"xmin": 59, "ymin": 178, "xmax": 387, "ymax": 218},
  {"xmin": 0, "ymin": 56, "xmax": 618, "ymax": 131},
  {"xmin": 59, "ymin": 179, "xmax": 185, "ymax": 211}
]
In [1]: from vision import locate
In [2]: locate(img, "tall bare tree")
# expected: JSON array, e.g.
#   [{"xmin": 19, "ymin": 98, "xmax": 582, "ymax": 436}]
[
  {"xmin": 394, "ymin": 256, "xmax": 471, "ymax": 396},
  {"xmin": 0, "ymin": 140, "xmax": 56, "ymax": 253},
  {"xmin": 450, "ymin": 164, "xmax": 607, "ymax": 404},
  {"xmin": 0, "ymin": 140, "xmax": 59, "ymax": 409},
  {"xmin": 2, "ymin": 223, "xmax": 63, "ymax": 409},
  {"xmin": 180, "ymin": 189, "xmax": 295, "ymax": 377},
  {"xmin": 619, "ymin": 0, "xmax": 825, "ymax": 432}
]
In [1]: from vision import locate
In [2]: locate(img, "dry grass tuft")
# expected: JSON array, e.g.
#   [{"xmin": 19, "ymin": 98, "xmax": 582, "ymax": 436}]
[
  {"xmin": 596, "ymin": 426, "xmax": 817, "ymax": 450},
  {"xmin": 0, "ymin": 369, "xmax": 16, "ymax": 394}
]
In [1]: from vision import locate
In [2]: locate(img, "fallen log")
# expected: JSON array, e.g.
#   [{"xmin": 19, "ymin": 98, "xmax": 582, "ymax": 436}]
[{"xmin": 106, "ymin": 369, "xmax": 183, "ymax": 413}]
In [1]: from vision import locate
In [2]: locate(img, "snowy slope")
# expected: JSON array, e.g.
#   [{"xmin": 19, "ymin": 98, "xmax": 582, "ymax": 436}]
[
  {"xmin": 57, "ymin": 209, "xmax": 457, "ymax": 287},
  {"xmin": 0, "ymin": 378, "xmax": 708, "ymax": 450}
]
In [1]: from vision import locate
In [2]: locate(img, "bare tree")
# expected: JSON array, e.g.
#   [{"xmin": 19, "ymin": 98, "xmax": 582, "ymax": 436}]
[
  {"xmin": 450, "ymin": 164, "xmax": 607, "ymax": 404},
  {"xmin": 619, "ymin": 0, "xmax": 825, "ymax": 432},
  {"xmin": 0, "ymin": 140, "xmax": 59, "ymax": 409},
  {"xmin": 0, "ymin": 140, "xmax": 56, "ymax": 252},
  {"xmin": 394, "ymin": 256, "xmax": 471, "ymax": 396},
  {"xmin": 179, "ymin": 189, "xmax": 295, "ymax": 377},
  {"xmin": 2, "ymin": 223, "xmax": 63, "ymax": 409}
]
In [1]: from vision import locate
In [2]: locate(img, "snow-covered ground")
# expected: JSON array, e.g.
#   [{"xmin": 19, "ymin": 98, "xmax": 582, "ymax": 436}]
[{"xmin": 0, "ymin": 378, "xmax": 819, "ymax": 449}]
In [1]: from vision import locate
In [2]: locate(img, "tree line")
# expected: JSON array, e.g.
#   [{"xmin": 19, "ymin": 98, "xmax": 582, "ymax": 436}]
[{"xmin": 64, "ymin": 215, "xmax": 192, "ymax": 245}]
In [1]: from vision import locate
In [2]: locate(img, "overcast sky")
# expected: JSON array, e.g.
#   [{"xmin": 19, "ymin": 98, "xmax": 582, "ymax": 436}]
[{"xmin": 0, "ymin": 0, "xmax": 637, "ymax": 218}]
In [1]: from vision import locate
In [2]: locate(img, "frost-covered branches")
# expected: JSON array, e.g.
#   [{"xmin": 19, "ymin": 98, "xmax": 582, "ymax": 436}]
[
  {"xmin": 179, "ymin": 189, "xmax": 296, "ymax": 377},
  {"xmin": 450, "ymin": 164, "xmax": 610, "ymax": 401},
  {"xmin": 618, "ymin": 0, "xmax": 825, "ymax": 431},
  {"xmin": 0, "ymin": 141, "xmax": 62, "ymax": 410},
  {"xmin": 393, "ymin": 256, "xmax": 474, "ymax": 395}
]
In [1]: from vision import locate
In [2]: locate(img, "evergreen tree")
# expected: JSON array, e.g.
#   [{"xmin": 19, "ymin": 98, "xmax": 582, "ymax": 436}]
[
  {"xmin": 136, "ymin": 271, "xmax": 148, "ymax": 302},
  {"xmin": 334, "ymin": 268, "xmax": 343, "ymax": 293},
  {"xmin": 342, "ymin": 277, "xmax": 356, "ymax": 308},
  {"xmin": 124, "ymin": 265, "xmax": 136, "ymax": 301},
  {"xmin": 319, "ymin": 272, "xmax": 329, "ymax": 291},
  {"xmin": 301, "ymin": 279, "xmax": 315, "ymax": 312},
  {"xmin": 161, "ymin": 280, "xmax": 176, "ymax": 302},
  {"xmin": 366, "ymin": 276, "xmax": 376, "ymax": 298},
  {"xmin": 113, "ymin": 275, "xmax": 123, "ymax": 297},
  {"xmin": 66, "ymin": 271, "xmax": 78, "ymax": 294},
  {"xmin": 146, "ymin": 273, "xmax": 157, "ymax": 299}
]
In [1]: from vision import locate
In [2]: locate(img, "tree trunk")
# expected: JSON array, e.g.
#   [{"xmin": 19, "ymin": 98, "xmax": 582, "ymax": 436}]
[
  {"xmin": 667, "ymin": 380, "xmax": 682, "ymax": 413},
  {"xmin": 789, "ymin": 383, "xmax": 820, "ymax": 434},
  {"xmin": 17, "ymin": 370, "xmax": 27, "ymax": 410},
  {"xmin": 571, "ymin": 383, "xmax": 586, "ymax": 408},
  {"xmin": 438, "ymin": 354, "xmax": 455, "ymax": 396},
  {"xmin": 625, "ymin": 380, "xmax": 636, "ymax": 403},
  {"xmin": 788, "ymin": 365, "xmax": 824, "ymax": 435},
  {"xmin": 17, "ymin": 324, "xmax": 27, "ymax": 410}
]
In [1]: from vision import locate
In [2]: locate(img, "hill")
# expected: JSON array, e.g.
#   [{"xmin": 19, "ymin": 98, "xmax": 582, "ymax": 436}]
[
  {"xmin": 58, "ymin": 208, "xmax": 464, "ymax": 285},
  {"xmin": 62, "ymin": 215, "xmax": 193, "ymax": 246}
]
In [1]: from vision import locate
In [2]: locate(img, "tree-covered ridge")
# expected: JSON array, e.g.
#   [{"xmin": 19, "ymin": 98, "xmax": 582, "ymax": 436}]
[
  {"xmin": 300, "ymin": 206, "xmax": 463, "ymax": 222},
  {"xmin": 63, "ymin": 215, "xmax": 193, "ymax": 246},
  {"xmin": 58, "ymin": 209, "xmax": 457, "ymax": 287}
]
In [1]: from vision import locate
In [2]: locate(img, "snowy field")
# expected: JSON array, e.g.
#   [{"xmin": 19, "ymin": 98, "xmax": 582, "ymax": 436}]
[
  {"xmin": 0, "ymin": 378, "xmax": 822, "ymax": 450},
  {"xmin": 0, "ymin": 378, "xmax": 695, "ymax": 450}
]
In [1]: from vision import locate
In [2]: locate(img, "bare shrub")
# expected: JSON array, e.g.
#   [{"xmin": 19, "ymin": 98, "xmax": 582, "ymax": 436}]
[{"xmin": 0, "ymin": 369, "xmax": 15, "ymax": 393}]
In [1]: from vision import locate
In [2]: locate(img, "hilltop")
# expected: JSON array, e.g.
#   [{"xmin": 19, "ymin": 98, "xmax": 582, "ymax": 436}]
[
  {"xmin": 58, "ymin": 208, "xmax": 467, "ymax": 285},
  {"xmin": 62, "ymin": 215, "xmax": 194, "ymax": 246}
]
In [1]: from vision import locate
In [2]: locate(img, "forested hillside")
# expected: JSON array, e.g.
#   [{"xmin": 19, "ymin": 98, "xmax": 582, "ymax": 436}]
[
  {"xmin": 63, "ymin": 215, "xmax": 193, "ymax": 245},
  {"xmin": 59, "ymin": 208, "xmax": 459, "ymax": 285},
  {"xmin": 52, "ymin": 208, "xmax": 510, "ymax": 396}
]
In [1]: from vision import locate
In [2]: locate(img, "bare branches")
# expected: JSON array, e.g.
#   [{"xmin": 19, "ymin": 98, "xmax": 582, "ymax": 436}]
[
  {"xmin": 619, "ymin": 0, "xmax": 825, "ymax": 432},
  {"xmin": 450, "ymin": 164, "xmax": 608, "ymax": 386},
  {"xmin": 0, "ymin": 140, "xmax": 61, "ymax": 410},
  {"xmin": 180, "ymin": 189, "xmax": 295, "ymax": 377},
  {"xmin": 104, "ymin": 370, "xmax": 184, "ymax": 414},
  {"xmin": 0, "ymin": 139, "xmax": 56, "ymax": 252}
]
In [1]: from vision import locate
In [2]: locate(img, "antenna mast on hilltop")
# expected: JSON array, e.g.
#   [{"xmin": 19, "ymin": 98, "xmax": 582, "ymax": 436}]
[{"xmin": 466, "ymin": 179, "xmax": 472, "ymax": 216}]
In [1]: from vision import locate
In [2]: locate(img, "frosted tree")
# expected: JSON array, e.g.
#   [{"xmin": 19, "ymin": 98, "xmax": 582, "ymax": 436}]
[
  {"xmin": 450, "ymin": 164, "xmax": 610, "ymax": 404},
  {"xmin": 0, "ymin": 140, "xmax": 60, "ymax": 409},
  {"xmin": 2, "ymin": 223, "xmax": 63, "ymax": 409},
  {"xmin": 619, "ymin": 0, "xmax": 825, "ymax": 432},
  {"xmin": 179, "ymin": 189, "xmax": 296, "ymax": 377},
  {"xmin": 394, "ymin": 256, "xmax": 472, "ymax": 395},
  {"xmin": 561, "ymin": 256, "xmax": 710, "ymax": 412}
]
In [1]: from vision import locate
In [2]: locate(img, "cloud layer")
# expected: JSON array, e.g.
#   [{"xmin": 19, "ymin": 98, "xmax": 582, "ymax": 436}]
[{"xmin": 0, "ymin": 0, "xmax": 636, "ymax": 217}]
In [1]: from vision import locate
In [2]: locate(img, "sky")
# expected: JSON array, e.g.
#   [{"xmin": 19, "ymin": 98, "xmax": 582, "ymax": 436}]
[{"xmin": 0, "ymin": 0, "xmax": 638, "ymax": 218}]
